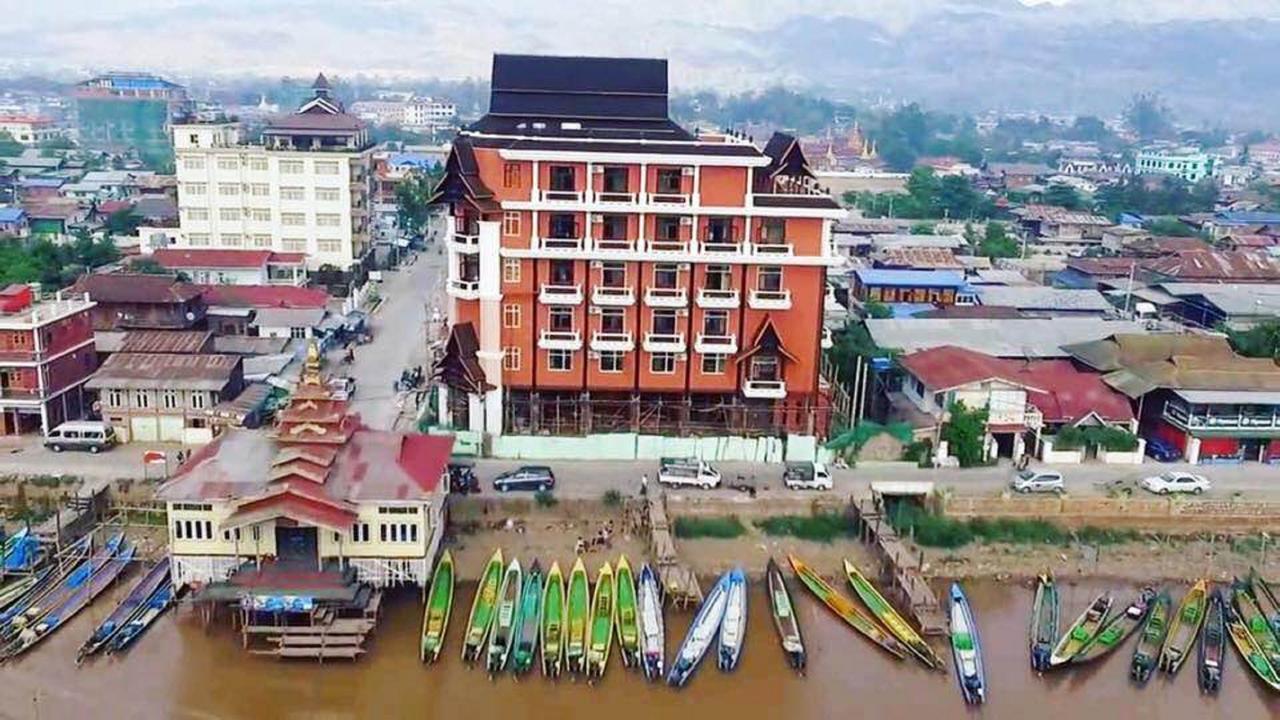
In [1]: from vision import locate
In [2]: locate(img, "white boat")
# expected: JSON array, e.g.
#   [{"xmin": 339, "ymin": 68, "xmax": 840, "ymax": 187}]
[
  {"xmin": 637, "ymin": 563, "xmax": 665, "ymax": 681},
  {"xmin": 667, "ymin": 571, "xmax": 730, "ymax": 688},
  {"xmin": 718, "ymin": 568, "xmax": 747, "ymax": 671},
  {"xmin": 949, "ymin": 583, "xmax": 987, "ymax": 705}
]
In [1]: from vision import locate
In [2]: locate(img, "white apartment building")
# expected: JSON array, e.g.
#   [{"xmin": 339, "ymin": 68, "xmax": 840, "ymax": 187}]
[
  {"xmin": 0, "ymin": 116, "xmax": 60, "ymax": 145},
  {"xmin": 171, "ymin": 75, "xmax": 373, "ymax": 270},
  {"xmin": 403, "ymin": 98, "xmax": 457, "ymax": 129}
]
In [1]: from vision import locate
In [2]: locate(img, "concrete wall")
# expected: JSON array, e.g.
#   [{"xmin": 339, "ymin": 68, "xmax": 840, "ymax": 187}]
[
  {"xmin": 943, "ymin": 494, "xmax": 1280, "ymax": 532},
  {"xmin": 489, "ymin": 432, "xmax": 820, "ymax": 462},
  {"xmin": 1040, "ymin": 438, "xmax": 1083, "ymax": 464}
]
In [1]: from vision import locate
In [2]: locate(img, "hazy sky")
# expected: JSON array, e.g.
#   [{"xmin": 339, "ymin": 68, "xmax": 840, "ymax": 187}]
[{"xmin": 4, "ymin": 0, "xmax": 1279, "ymax": 83}]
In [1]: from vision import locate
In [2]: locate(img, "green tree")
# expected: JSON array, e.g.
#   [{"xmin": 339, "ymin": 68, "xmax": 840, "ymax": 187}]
[
  {"xmin": 1066, "ymin": 115, "xmax": 1112, "ymax": 143},
  {"xmin": 909, "ymin": 222, "xmax": 935, "ymax": 235},
  {"xmin": 0, "ymin": 131, "xmax": 22, "ymax": 157},
  {"xmin": 103, "ymin": 208, "xmax": 142, "ymax": 236},
  {"xmin": 1227, "ymin": 320, "xmax": 1280, "ymax": 359},
  {"xmin": 1145, "ymin": 218, "xmax": 1200, "ymax": 238},
  {"xmin": 864, "ymin": 300, "xmax": 892, "ymax": 319},
  {"xmin": 395, "ymin": 166, "xmax": 443, "ymax": 238},
  {"xmin": 1043, "ymin": 183, "xmax": 1084, "ymax": 210},
  {"xmin": 942, "ymin": 401, "xmax": 989, "ymax": 468},
  {"xmin": 979, "ymin": 222, "xmax": 1019, "ymax": 258},
  {"xmin": 825, "ymin": 320, "xmax": 893, "ymax": 390},
  {"xmin": 1125, "ymin": 92, "xmax": 1174, "ymax": 140}
]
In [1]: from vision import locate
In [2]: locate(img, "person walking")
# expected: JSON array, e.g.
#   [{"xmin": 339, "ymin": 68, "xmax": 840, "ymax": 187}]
[{"xmin": 639, "ymin": 473, "xmax": 648, "ymax": 497}]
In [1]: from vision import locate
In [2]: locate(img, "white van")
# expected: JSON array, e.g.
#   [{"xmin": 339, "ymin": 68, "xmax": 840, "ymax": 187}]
[
  {"xmin": 783, "ymin": 461, "xmax": 834, "ymax": 490},
  {"xmin": 44, "ymin": 421, "xmax": 117, "ymax": 454},
  {"xmin": 657, "ymin": 458, "xmax": 721, "ymax": 489}
]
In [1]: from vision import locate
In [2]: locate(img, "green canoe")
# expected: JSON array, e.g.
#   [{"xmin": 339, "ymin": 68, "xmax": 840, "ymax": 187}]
[
  {"xmin": 1130, "ymin": 590, "xmax": 1171, "ymax": 685},
  {"xmin": 1234, "ymin": 579, "xmax": 1280, "ymax": 669},
  {"xmin": 420, "ymin": 550, "xmax": 455, "ymax": 663},
  {"xmin": 486, "ymin": 558, "xmax": 523, "ymax": 674},
  {"xmin": 542, "ymin": 561, "xmax": 566, "ymax": 678},
  {"xmin": 615, "ymin": 555, "xmax": 640, "ymax": 669},
  {"xmin": 511, "ymin": 560, "xmax": 544, "ymax": 675},
  {"xmin": 462, "ymin": 549, "xmax": 504, "ymax": 663},
  {"xmin": 586, "ymin": 561, "xmax": 616, "ymax": 680},
  {"xmin": 1073, "ymin": 588, "xmax": 1155, "ymax": 664},
  {"xmin": 566, "ymin": 557, "xmax": 591, "ymax": 675},
  {"xmin": 788, "ymin": 555, "xmax": 906, "ymax": 661},
  {"xmin": 1050, "ymin": 593, "xmax": 1112, "ymax": 667},
  {"xmin": 1225, "ymin": 601, "xmax": 1280, "ymax": 691},
  {"xmin": 844, "ymin": 559, "xmax": 944, "ymax": 671}
]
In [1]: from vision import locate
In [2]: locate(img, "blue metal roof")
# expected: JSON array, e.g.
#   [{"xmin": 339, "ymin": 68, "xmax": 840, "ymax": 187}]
[
  {"xmin": 853, "ymin": 268, "xmax": 967, "ymax": 288},
  {"xmin": 1216, "ymin": 211, "xmax": 1280, "ymax": 225},
  {"xmin": 18, "ymin": 177, "xmax": 63, "ymax": 188},
  {"xmin": 0, "ymin": 207, "xmax": 26, "ymax": 223},
  {"xmin": 387, "ymin": 152, "xmax": 438, "ymax": 169}
]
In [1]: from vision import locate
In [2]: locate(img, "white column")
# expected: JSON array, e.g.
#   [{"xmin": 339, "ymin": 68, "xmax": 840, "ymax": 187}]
[
  {"xmin": 437, "ymin": 385, "xmax": 452, "ymax": 428},
  {"xmin": 1185, "ymin": 436, "xmax": 1201, "ymax": 464},
  {"xmin": 483, "ymin": 387, "xmax": 504, "ymax": 436},
  {"xmin": 445, "ymin": 214, "xmax": 461, "ymax": 325},
  {"xmin": 467, "ymin": 393, "xmax": 483, "ymax": 434}
]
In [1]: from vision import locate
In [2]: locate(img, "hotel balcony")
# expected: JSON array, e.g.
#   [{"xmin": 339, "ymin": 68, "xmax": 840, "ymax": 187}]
[
  {"xmin": 538, "ymin": 330, "xmax": 583, "ymax": 351},
  {"xmin": 644, "ymin": 287, "xmax": 688, "ymax": 308},
  {"xmin": 1163, "ymin": 402, "xmax": 1280, "ymax": 431},
  {"xmin": 696, "ymin": 288, "xmax": 740, "ymax": 309},
  {"xmin": 648, "ymin": 238, "xmax": 688, "ymax": 254},
  {"xmin": 540, "ymin": 189, "xmax": 585, "ymax": 203},
  {"xmin": 748, "ymin": 288, "xmax": 792, "ymax": 311},
  {"xmin": 753, "ymin": 240, "xmax": 794, "ymax": 257},
  {"xmin": 447, "ymin": 278, "xmax": 480, "ymax": 300},
  {"xmin": 535, "ymin": 236, "xmax": 586, "ymax": 252},
  {"xmin": 643, "ymin": 333, "xmax": 686, "ymax": 353},
  {"xmin": 451, "ymin": 231, "xmax": 480, "ymax": 254},
  {"xmin": 595, "ymin": 191, "xmax": 637, "ymax": 204},
  {"xmin": 592, "ymin": 286, "xmax": 635, "ymax": 307},
  {"xmin": 646, "ymin": 192, "xmax": 695, "ymax": 206},
  {"xmin": 539, "ymin": 284, "xmax": 583, "ymax": 305},
  {"xmin": 694, "ymin": 333, "xmax": 738, "ymax": 355},
  {"xmin": 702, "ymin": 239, "xmax": 742, "ymax": 254},
  {"xmin": 593, "ymin": 237, "xmax": 636, "ymax": 252},
  {"xmin": 742, "ymin": 379, "xmax": 787, "ymax": 399},
  {"xmin": 590, "ymin": 331, "xmax": 634, "ymax": 352}
]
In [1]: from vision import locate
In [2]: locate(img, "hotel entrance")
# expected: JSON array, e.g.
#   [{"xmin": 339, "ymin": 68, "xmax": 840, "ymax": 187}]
[{"xmin": 274, "ymin": 523, "xmax": 319, "ymax": 567}]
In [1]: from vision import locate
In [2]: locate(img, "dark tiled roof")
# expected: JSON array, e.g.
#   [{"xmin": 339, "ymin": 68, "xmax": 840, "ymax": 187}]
[
  {"xmin": 753, "ymin": 194, "xmax": 840, "ymax": 209},
  {"xmin": 465, "ymin": 135, "xmax": 755, "ymax": 157},
  {"xmin": 264, "ymin": 113, "xmax": 363, "ymax": 133},
  {"xmin": 490, "ymin": 54, "xmax": 669, "ymax": 121},
  {"xmin": 73, "ymin": 273, "xmax": 202, "ymax": 305}
]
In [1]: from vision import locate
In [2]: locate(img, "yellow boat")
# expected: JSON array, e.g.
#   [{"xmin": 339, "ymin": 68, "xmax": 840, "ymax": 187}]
[{"xmin": 843, "ymin": 559, "xmax": 945, "ymax": 670}]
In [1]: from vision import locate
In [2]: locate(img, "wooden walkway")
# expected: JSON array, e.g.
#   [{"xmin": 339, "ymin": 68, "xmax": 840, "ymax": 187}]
[
  {"xmin": 850, "ymin": 496, "xmax": 947, "ymax": 636},
  {"xmin": 631, "ymin": 493, "xmax": 703, "ymax": 610},
  {"xmin": 238, "ymin": 591, "xmax": 381, "ymax": 661}
]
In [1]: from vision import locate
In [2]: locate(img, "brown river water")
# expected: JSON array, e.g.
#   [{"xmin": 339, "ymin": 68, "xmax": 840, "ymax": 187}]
[{"xmin": 1, "ymin": 576, "xmax": 1278, "ymax": 719}]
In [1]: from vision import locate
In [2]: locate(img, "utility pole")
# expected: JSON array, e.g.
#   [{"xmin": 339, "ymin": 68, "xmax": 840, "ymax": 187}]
[{"xmin": 1123, "ymin": 260, "xmax": 1136, "ymax": 317}]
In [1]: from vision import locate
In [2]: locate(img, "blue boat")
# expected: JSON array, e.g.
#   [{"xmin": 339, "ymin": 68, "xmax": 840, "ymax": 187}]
[
  {"xmin": 949, "ymin": 583, "xmax": 987, "ymax": 705},
  {"xmin": 2, "ymin": 528, "xmax": 40, "ymax": 573},
  {"xmin": 78, "ymin": 556, "xmax": 171, "ymax": 661},
  {"xmin": 0, "ymin": 533, "xmax": 113, "ymax": 631},
  {"xmin": 108, "ymin": 583, "xmax": 174, "ymax": 655},
  {"xmin": 717, "ymin": 567, "xmax": 747, "ymax": 672},
  {"xmin": 667, "ymin": 571, "xmax": 731, "ymax": 688}
]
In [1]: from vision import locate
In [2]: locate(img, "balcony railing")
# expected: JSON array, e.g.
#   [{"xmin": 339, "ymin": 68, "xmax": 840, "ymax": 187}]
[
  {"xmin": 0, "ymin": 386, "xmax": 46, "ymax": 400},
  {"xmin": 447, "ymin": 279, "xmax": 480, "ymax": 299},
  {"xmin": 537, "ymin": 236, "xmax": 585, "ymax": 251},
  {"xmin": 539, "ymin": 284, "xmax": 583, "ymax": 305},
  {"xmin": 644, "ymin": 287, "xmax": 688, "ymax": 308},
  {"xmin": 538, "ymin": 330, "xmax": 582, "ymax": 351},
  {"xmin": 592, "ymin": 286, "xmax": 635, "ymax": 306},
  {"xmin": 1164, "ymin": 403, "xmax": 1280, "ymax": 430},
  {"xmin": 451, "ymin": 232, "xmax": 480, "ymax": 253},
  {"xmin": 696, "ymin": 288, "xmax": 739, "ymax": 309},
  {"xmin": 695, "ymin": 333, "xmax": 738, "ymax": 355},
  {"xmin": 541, "ymin": 189, "xmax": 584, "ymax": 203},
  {"xmin": 594, "ymin": 237, "xmax": 635, "ymax": 251},
  {"xmin": 742, "ymin": 379, "xmax": 787, "ymax": 399},
  {"xmin": 643, "ymin": 333, "xmax": 686, "ymax": 353},
  {"xmin": 753, "ymin": 241, "xmax": 794, "ymax": 256},
  {"xmin": 648, "ymin": 238, "xmax": 687, "ymax": 253},
  {"xmin": 596, "ymin": 191, "xmax": 636, "ymax": 204},
  {"xmin": 748, "ymin": 288, "xmax": 792, "ymax": 310},
  {"xmin": 590, "ymin": 331, "xmax": 634, "ymax": 352},
  {"xmin": 647, "ymin": 192, "xmax": 692, "ymax": 206},
  {"xmin": 702, "ymin": 239, "xmax": 741, "ymax": 253}
]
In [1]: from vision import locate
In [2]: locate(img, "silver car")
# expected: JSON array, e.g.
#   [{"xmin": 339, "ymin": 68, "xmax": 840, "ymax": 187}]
[{"xmin": 1010, "ymin": 469, "xmax": 1064, "ymax": 494}]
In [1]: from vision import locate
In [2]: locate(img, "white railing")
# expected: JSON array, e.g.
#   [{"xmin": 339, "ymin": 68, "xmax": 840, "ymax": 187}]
[
  {"xmin": 643, "ymin": 333, "xmax": 686, "ymax": 353},
  {"xmin": 348, "ymin": 557, "xmax": 428, "ymax": 588},
  {"xmin": 538, "ymin": 330, "xmax": 582, "ymax": 351},
  {"xmin": 541, "ymin": 189, "xmax": 584, "ymax": 203},
  {"xmin": 748, "ymin": 288, "xmax": 792, "ymax": 310},
  {"xmin": 447, "ymin": 279, "xmax": 480, "ymax": 299},
  {"xmin": 696, "ymin": 288, "xmax": 739, "ymax": 309},
  {"xmin": 695, "ymin": 333, "xmax": 738, "ymax": 354},
  {"xmin": 702, "ymin": 240, "xmax": 741, "ymax": 253},
  {"xmin": 592, "ymin": 286, "xmax": 635, "ymax": 306},
  {"xmin": 753, "ymin": 241, "xmax": 794, "ymax": 256},
  {"xmin": 537, "ymin": 236, "xmax": 585, "ymax": 251},
  {"xmin": 743, "ymin": 380, "xmax": 787, "ymax": 399},
  {"xmin": 644, "ymin": 287, "xmax": 688, "ymax": 308},
  {"xmin": 590, "ymin": 331, "xmax": 634, "ymax": 352},
  {"xmin": 451, "ymin": 232, "xmax": 480, "ymax": 253},
  {"xmin": 595, "ymin": 191, "xmax": 636, "ymax": 204},
  {"xmin": 539, "ymin": 283, "xmax": 583, "ymax": 305},
  {"xmin": 594, "ymin": 237, "xmax": 635, "ymax": 251},
  {"xmin": 649, "ymin": 238, "xmax": 687, "ymax": 253},
  {"xmin": 647, "ymin": 192, "xmax": 693, "ymax": 205},
  {"xmin": 170, "ymin": 555, "xmax": 240, "ymax": 589}
]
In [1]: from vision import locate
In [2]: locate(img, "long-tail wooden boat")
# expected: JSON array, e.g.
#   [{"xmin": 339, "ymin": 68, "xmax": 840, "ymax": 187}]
[
  {"xmin": 3, "ymin": 533, "xmax": 121, "ymax": 638},
  {"xmin": 585, "ymin": 561, "xmax": 615, "ymax": 680},
  {"xmin": 1159, "ymin": 579, "xmax": 1208, "ymax": 674},
  {"xmin": 511, "ymin": 560, "xmax": 543, "ymax": 675},
  {"xmin": 717, "ymin": 567, "xmax": 747, "ymax": 672},
  {"xmin": 1029, "ymin": 573, "xmax": 1059, "ymax": 672},
  {"xmin": 485, "ymin": 557, "xmax": 522, "ymax": 674},
  {"xmin": 565, "ymin": 557, "xmax": 590, "ymax": 675},
  {"xmin": 614, "ymin": 555, "xmax": 639, "ymax": 669},
  {"xmin": 2, "ymin": 528, "xmax": 38, "ymax": 573},
  {"xmin": 1131, "ymin": 590, "xmax": 1171, "ymax": 685},
  {"xmin": 5, "ymin": 543, "xmax": 135, "ymax": 660},
  {"xmin": 0, "ymin": 535, "xmax": 91, "ymax": 627},
  {"xmin": 78, "ymin": 557, "xmax": 170, "ymax": 662},
  {"xmin": 1224, "ymin": 599, "xmax": 1280, "ymax": 692},
  {"xmin": 1049, "ymin": 593, "xmax": 1112, "ymax": 667},
  {"xmin": 540, "ymin": 561, "xmax": 566, "ymax": 678},
  {"xmin": 420, "ymin": 550, "xmax": 454, "ymax": 664},
  {"xmin": 788, "ymin": 555, "xmax": 906, "ymax": 661},
  {"xmin": 1233, "ymin": 578, "xmax": 1280, "ymax": 670},
  {"xmin": 667, "ymin": 571, "xmax": 730, "ymax": 688},
  {"xmin": 766, "ymin": 557, "xmax": 805, "ymax": 672},
  {"xmin": 1199, "ymin": 588, "xmax": 1226, "ymax": 694},
  {"xmin": 461, "ymin": 549, "xmax": 503, "ymax": 663},
  {"xmin": 949, "ymin": 583, "xmax": 986, "ymax": 705},
  {"xmin": 637, "ymin": 563, "xmax": 665, "ymax": 681},
  {"xmin": 0, "ymin": 571, "xmax": 48, "ymax": 614},
  {"xmin": 844, "ymin": 558, "xmax": 943, "ymax": 670},
  {"xmin": 107, "ymin": 582, "xmax": 173, "ymax": 655},
  {"xmin": 1073, "ymin": 588, "xmax": 1155, "ymax": 665},
  {"xmin": 1249, "ymin": 568, "xmax": 1280, "ymax": 637}
]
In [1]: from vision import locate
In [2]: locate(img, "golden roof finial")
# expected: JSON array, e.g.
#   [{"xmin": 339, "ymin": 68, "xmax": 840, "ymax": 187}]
[{"xmin": 303, "ymin": 339, "xmax": 323, "ymax": 386}]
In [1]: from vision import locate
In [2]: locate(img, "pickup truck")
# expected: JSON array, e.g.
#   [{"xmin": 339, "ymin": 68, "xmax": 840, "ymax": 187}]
[
  {"xmin": 327, "ymin": 376, "xmax": 356, "ymax": 401},
  {"xmin": 657, "ymin": 457, "xmax": 721, "ymax": 489},
  {"xmin": 782, "ymin": 461, "xmax": 834, "ymax": 491}
]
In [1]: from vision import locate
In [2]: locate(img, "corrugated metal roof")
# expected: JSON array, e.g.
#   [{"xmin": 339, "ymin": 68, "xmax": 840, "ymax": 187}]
[
  {"xmin": 867, "ymin": 318, "xmax": 1147, "ymax": 358},
  {"xmin": 976, "ymin": 286, "xmax": 1112, "ymax": 312},
  {"xmin": 85, "ymin": 352, "xmax": 240, "ymax": 391},
  {"xmin": 854, "ymin": 268, "xmax": 967, "ymax": 288},
  {"xmin": 117, "ymin": 330, "xmax": 213, "ymax": 354},
  {"xmin": 252, "ymin": 307, "xmax": 327, "ymax": 328}
]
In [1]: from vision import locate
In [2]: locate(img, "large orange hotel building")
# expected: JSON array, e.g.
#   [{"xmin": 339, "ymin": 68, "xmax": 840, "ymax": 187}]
[{"xmin": 433, "ymin": 55, "xmax": 843, "ymax": 443}]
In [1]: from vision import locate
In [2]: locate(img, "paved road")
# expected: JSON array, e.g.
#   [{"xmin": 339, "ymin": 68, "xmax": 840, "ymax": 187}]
[{"xmin": 343, "ymin": 241, "xmax": 447, "ymax": 431}]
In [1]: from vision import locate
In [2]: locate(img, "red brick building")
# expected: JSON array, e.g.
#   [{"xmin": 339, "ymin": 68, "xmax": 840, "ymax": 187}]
[{"xmin": 0, "ymin": 285, "xmax": 98, "ymax": 435}]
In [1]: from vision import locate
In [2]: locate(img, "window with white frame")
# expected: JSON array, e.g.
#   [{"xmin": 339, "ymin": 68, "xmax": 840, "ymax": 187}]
[
  {"xmin": 106, "ymin": 389, "xmax": 125, "ymax": 407},
  {"xmin": 280, "ymin": 186, "xmax": 305, "ymax": 201},
  {"xmin": 701, "ymin": 355, "xmax": 726, "ymax": 374},
  {"xmin": 216, "ymin": 156, "xmax": 239, "ymax": 170},
  {"xmin": 181, "ymin": 156, "xmax": 204, "ymax": 171},
  {"xmin": 184, "ymin": 183, "xmax": 207, "ymax": 196},
  {"xmin": 217, "ymin": 183, "xmax": 239, "ymax": 196},
  {"xmin": 548, "ymin": 349, "xmax": 573, "ymax": 372},
  {"xmin": 251, "ymin": 234, "xmax": 273, "ymax": 248},
  {"xmin": 502, "ymin": 211, "xmax": 521, "ymax": 236},
  {"xmin": 279, "ymin": 160, "xmax": 304, "ymax": 174},
  {"xmin": 281, "ymin": 213, "xmax": 305, "ymax": 226},
  {"xmin": 134, "ymin": 390, "xmax": 151, "ymax": 408},
  {"xmin": 316, "ymin": 213, "xmax": 341, "ymax": 227},
  {"xmin": 188, "ymin": 233, "xmax": 211, "ymax": 246},
  {"xmin": 650, "ymin": 353, "xmax": 676, "ymax": 374},
  {"xmin": 503, "ymin": 346, "xmax": 521, "ymax": 371},
  {"xmin": 282, "ymin": 238, "xmax": 307, "ymax": 252},
  {"xmin": 503, "ymin": 304, "xmax": 521, "ymax": 328},
  {"xmin": 190, "ymin": 392, "xmax": 207, "ymax": 410},
  {"xmin": 315, "ymin": 187, "xmax": 341, "ymax": 202},
  {"xmin": 220, "ymin": 234, "xmax": 242, "ymax": 247},
  {"xmin": 548, "ymin": 306, "xmax": 574, "ymax": 332},
  {"xmin": 185, "ymin": 207, "xmax": 209, "ymax": 221},
  {"xmin": 248, "ymin": 157, "xmax": 268, "ymax": 171},
  {"xmin": 757, "ymin": 266, "xmax": 783, "ymax": 292},
  {"xmin": 249, "ymin": 183, "xmax": 270, "ymax": 196},
  {"xmin": 161, "ymin": 390, "xmax": 180, "ymax": 410},
  {"xmin": 502, "ymin": 259, "xmax": 521, "ymax": 283},
  {"xmin": 218, "ymin": 208, "xmax": 240, "ymax": 221},
  {"xmin": 317, "ymin": 239, "xmax": 342, "ymax": 253},
  {"xmin": 248, "ymin": 208, "xmax": 271, "ymax": 222},
  {"xmin": 314, "ymin": 161, "xmax": 339, "ymax": 175},
  {"xmin": 600, "ymin": 351, "xmax": 624, "ymax": 373}
]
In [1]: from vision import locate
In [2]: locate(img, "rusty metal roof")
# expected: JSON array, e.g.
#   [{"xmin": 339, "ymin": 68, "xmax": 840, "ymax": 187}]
[
  {"xmin": 117, "ymin": 330, "xmax": 213, "ymax": 354},
  {"xmin": 85, "ymin": 352, "xmax": 241, "ymax": 391}
]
